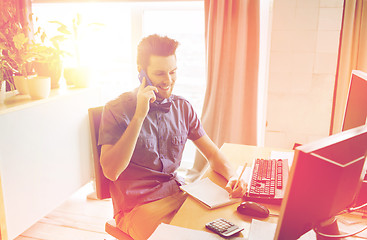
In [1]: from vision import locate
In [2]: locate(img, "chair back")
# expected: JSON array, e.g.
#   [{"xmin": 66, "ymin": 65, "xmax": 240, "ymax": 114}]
[
  {"xmin": 89, "ymin": 107, "xmax": 135, "ymax": 239},
  {"xmin": 88, "ymin": 106, "xmax": 112, "ymax": 199}
]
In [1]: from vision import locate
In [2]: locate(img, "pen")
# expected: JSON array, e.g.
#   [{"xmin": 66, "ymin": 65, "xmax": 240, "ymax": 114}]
[{"xmin": 233, "ymin": 162, "xmax": 247, "ymax": 191}]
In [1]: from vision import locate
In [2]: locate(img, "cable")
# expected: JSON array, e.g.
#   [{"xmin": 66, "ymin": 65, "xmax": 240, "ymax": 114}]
[
  {"xmin": 313, "ymin": 225, "xmax": 367, "ymax": 238},
  {"xmin": 347, "ymin": 202, "xmax": 367, "ymax": 212},
  {"xmin": 311, "ymin": 203, "xmax": 367, "ymax": 238},
  {"xmin": 313, "ymin": 205, "xmax": 367, "ymax": 239},
  {"xmin": 336, "ymin": 202, "xmax": 367, "ymax": 216}
]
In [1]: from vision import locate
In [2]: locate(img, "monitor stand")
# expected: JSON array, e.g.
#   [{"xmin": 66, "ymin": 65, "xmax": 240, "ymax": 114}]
[{"xmin": 315, "ymin": 217, "xmax": 342, "ymax": 240}]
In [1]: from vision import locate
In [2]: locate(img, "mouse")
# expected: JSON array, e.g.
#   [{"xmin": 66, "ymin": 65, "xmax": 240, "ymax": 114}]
[{"xmin": 237, "ymin": 201, "xmax": 270, "ymax": 218}]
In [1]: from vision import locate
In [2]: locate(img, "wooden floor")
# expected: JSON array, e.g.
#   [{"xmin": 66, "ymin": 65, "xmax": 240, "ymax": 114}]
[{"xmin": 15, "ymin": 182, "xmax": 115, "ymax": 240}]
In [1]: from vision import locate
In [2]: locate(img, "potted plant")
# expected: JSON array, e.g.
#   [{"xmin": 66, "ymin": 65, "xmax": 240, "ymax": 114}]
[
  {"xmin": 0, "ymin": 5, "xmax": 41, "ymax": 95},
  {"xmin": 50, "ymin": 14, "xmax": 103, "ymax": 88},
  {"xmin": 8, "ymin": 32, "xmax": 52, "ymax": 99},
  {"xmin": 0, "ymin": 5, "xmax": 54, "ymax": 100},
  {"xmin": 0, "ymin": 50, "xmax": 16, "ymax": 103},
  {"xmin": 32, "ymin": 19, "xmax": 69, "ymax": 89}
]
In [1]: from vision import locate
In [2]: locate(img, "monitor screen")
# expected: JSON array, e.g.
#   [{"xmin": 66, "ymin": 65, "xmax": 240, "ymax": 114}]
[
  {"xmin": 342, "ymin": 70, "xmax": 367, "ymax": 131},
  {"xmin": 274, "ymin": 125, "xmax": 367, "ymax": 240}
]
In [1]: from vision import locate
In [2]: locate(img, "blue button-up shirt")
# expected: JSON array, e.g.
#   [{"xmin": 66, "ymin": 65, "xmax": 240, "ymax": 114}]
[{"xmin": 99, "ymin": 90, "xmax": 206, "ymax": 215}]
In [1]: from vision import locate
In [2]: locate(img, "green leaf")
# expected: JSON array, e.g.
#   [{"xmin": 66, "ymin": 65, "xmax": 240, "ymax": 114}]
[
  {"xmin": 0, "ymin": 43, "xmax": 7, "ymax": 50},
  {"xmin": 35, "ymin": 27, "xmax": 40, "ymax": 35},
  {"xmin": 89, "ymin": 23, "xmax": 105, "ymax": 27},
  {"xmin": 51, "ymin": 40, "xmax": 60, "ymax": 50},
  {"xmin": 57, "ymin": 25, "xmax": 72, "ymax": 35},
  {"xmin": 0, "ymin": 32, "xmax": 6, "ymax": 41},
  {"xmin": 41, "ymin": 32, "xmax": 47, "ymax": 43},
  {"xmin": 13, "ymin": 33, "xmax": 28, "ymax": 50},
  {"xmin": 49, "ymin": 20, "xmax": 64, "ymax": 25},
  {"xmin": 50, "ymin": 35, "xmax": 67, "ymax": 42},
  {"xmin": 76, "ymin": 13, "xmax": 82, "ymax": 26},
  {"xmin": 49, "ymin": 21, "xmax": 72, "ymax": 35}
]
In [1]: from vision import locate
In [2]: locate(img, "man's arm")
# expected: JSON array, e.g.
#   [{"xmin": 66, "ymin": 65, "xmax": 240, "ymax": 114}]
[
  {"xmin": 100, "ymin": 116, "xmax": 144, "ymax": 181},
  {"xmin": 100, "ymin": 78, "xmax": 157, "ymax": 181},
  {"xmin": 193, "ymin": 135, "xmax": 247, "ymax": 198}
]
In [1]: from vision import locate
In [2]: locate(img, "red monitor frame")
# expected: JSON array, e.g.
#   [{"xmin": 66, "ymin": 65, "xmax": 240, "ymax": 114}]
[
  {"xmin": 274, "ymin": 125, "xmax": 367, "ymax": 239},
  {"xmin": 342, "ymin": 70, "xmax": 367, "ymax": 131}
]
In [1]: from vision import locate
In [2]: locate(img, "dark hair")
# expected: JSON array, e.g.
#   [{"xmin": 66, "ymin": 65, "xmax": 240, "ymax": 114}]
[{"xmin": 137, "ymin": 34, "xmax": 179, "ymax": 70}]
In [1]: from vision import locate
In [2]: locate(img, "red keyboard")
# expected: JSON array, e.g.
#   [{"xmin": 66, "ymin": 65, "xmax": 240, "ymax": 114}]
[{"xmin": 246, "ymin": 158, "xmax": 289, "ymax": 204}]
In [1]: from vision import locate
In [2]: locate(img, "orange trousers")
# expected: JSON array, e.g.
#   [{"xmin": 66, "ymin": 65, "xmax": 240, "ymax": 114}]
[{"xmin": 115, "ymin": 191, "xmax": 187, "ymax": 240}]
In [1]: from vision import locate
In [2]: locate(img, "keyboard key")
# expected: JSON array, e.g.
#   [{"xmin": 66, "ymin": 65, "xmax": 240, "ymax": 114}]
[
  {"xmin": 249, "ymin": 158, "xmax": 286, "ymax": 198},
  {"xmin": 205, "ymin": 218, "xmax": 244, "ymax": 237}
]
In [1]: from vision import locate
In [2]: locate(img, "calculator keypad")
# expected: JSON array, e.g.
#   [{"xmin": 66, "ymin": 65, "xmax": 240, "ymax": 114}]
[{"xmin": 205, "ymin": 218, "xmax": 243, "ymax": 237}]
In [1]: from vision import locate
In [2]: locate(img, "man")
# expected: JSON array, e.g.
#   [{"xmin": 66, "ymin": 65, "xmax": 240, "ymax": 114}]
[{"xmin": 99, "ymin": 34, "xmax": 247, "ymax": 240}]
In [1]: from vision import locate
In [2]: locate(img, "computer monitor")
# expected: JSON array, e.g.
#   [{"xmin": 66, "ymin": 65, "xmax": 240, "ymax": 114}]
[
  {"xmin": 342, "ymin": 70, "xmax": 367, "ymax": 131},
  {"xmin": 274, "ymin": 125, "xmax": 367, "ymax": 240}
]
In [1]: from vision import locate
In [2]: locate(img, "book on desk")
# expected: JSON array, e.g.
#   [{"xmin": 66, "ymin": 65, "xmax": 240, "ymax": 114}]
[{"xmin": 179, "ymin": 178, "xmax": 241, "ymax": 209}]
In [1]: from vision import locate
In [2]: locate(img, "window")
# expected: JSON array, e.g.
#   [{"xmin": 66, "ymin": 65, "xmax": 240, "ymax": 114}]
[{"xmin": 32, "ymin": 1, "xmax": 205, "ymax": 170}]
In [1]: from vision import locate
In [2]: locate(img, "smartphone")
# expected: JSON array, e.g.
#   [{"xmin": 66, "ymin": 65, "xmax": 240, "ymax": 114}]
[{"xmin": 138, "ymin": 70, "xmax": 153, "ymax": 86}]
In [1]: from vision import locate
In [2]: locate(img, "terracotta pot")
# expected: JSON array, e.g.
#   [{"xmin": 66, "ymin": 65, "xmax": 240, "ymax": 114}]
[
  {"xmin": 34, "ymin": 60, "xmax": 63, "ymax": 89},
  {"xmin": 64, "ymin": 67, "xmax": 90, "ymax": 88}
]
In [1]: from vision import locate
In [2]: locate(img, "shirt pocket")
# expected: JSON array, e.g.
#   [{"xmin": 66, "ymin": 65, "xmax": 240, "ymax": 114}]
[
  {"xmin": 141, "ymin": 138, "xmax": 154, "ymax": 149},
  {"xmin": 170, "ymin": 134, "xmax": 187, "ymax": 159}
]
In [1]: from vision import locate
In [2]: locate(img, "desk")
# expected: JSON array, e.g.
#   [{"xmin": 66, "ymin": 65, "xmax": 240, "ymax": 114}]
[
  {"xmin": 170, "ymin": 143, "xmax": 367, "ymax": 239},
  {"xmin": 171, "ymin": 143, "xmax": 287, "ymax": 238}
]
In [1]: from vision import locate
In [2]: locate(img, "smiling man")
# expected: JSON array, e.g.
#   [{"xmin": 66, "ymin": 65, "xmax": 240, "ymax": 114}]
[{"xmin": 98, "ymin": 34, "xmax": 247, "ymax": 240}]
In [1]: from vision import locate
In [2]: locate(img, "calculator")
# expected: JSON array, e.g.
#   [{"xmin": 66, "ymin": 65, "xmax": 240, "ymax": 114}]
[{"xmin": 205, "ymin": 218, "xmax": 244, "ymax": 237}]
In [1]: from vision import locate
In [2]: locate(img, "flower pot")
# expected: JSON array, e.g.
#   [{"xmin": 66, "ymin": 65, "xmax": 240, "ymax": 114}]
[
  {"xmin": 64, "ymin": 67, "xmax": 90, "ymax": 88},
  {"xmin": 13, "ymin": 75, "xmax": 29, "ymax": 95},
  {"xmin": 34, "ymin": 60, "xmax": 63, "ymax": 89},
  {"xmin": 28, "ymin": 76, "xmax": 51, "ymax": 100},
  {"xmin": 0, "ymin": 81, "xmax": 5, "ymax": 104}
]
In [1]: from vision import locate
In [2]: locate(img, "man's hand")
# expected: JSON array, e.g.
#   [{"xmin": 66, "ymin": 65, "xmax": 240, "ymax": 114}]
[
  {"xmin": 225, "ymin": 177, "xmax": 248, "ymax": 198},
  {"xmin": 135, "ymin": 77, "xmax": 158, "ymax": 119}
]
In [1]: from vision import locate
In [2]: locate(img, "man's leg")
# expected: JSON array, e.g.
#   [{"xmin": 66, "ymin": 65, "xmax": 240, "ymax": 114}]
[{"xmin": 115, "ymin": 191, "xmax": 187, "ymax": 240}]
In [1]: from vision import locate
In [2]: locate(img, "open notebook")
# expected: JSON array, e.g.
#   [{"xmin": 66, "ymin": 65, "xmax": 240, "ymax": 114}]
[{"xmin": 180, "ymin": 178, "xmax": 241, "ymax": 209}]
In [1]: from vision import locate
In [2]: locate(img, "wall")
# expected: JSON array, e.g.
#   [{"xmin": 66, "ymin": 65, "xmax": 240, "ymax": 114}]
[
  {"xmin": 0, "ymin": 88, "xmax": 99, "ymax": 239},
  {"xmin": 265, "ymin": 0, "xmax": 344, "ymax": 148}
]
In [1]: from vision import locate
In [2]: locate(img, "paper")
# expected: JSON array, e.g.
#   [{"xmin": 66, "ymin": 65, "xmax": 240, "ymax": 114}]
[
  {"xmin": 270, "ymin": 151, "xmax": 295, "ymax": 167},
  {"xmin": 248, "ymin": 219, "xmax": 317, "ymax": 240},
  {"xmin": 236, "ymin": 166, "xmax": 252, "ymax": 183},
  {"xmin": 179, "ymin": 178, "xmax": 241, "ymax": 209},
  {"xmin": 248, "ymin": 219, "xmax": 277, "ymax": 240},
  {"xmin": 148, "ymin": 223, "xmax": 246, "ymax": 240},
  {"xmin": 337, "ymin": 217, "xmax": 367, "ymax": 238}
]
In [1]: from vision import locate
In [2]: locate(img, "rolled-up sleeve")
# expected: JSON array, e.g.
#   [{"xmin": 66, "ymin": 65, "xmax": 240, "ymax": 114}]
[
  {"xmin": 98, "ymin": 102, "xmax": 129, "ymax": 146},
  {"xmin": 183, "ymin": 99, "xmax": 206, "ymax": 141}
]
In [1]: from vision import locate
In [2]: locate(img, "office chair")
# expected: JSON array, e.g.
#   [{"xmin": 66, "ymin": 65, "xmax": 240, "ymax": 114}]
[{"xmin": 88, "ymin": 106, "xmax": 134, "ymax": 240}]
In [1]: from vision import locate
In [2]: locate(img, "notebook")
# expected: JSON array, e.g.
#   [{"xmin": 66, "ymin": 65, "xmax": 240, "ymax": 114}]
[{"xmin": 180, "ymin": 178, "xmax": 241, "ymax": 209}]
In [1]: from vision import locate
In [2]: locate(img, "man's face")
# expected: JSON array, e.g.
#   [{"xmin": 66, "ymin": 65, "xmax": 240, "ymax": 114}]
[{"xmin": 146, "ymin": 55, "xmax": 177, "ymax": 101}]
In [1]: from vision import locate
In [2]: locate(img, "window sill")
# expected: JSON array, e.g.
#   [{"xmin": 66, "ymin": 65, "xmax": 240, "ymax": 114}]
[{"xmin": 0, "ymin": 86, "xmax": 97, "ymax": 115}]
